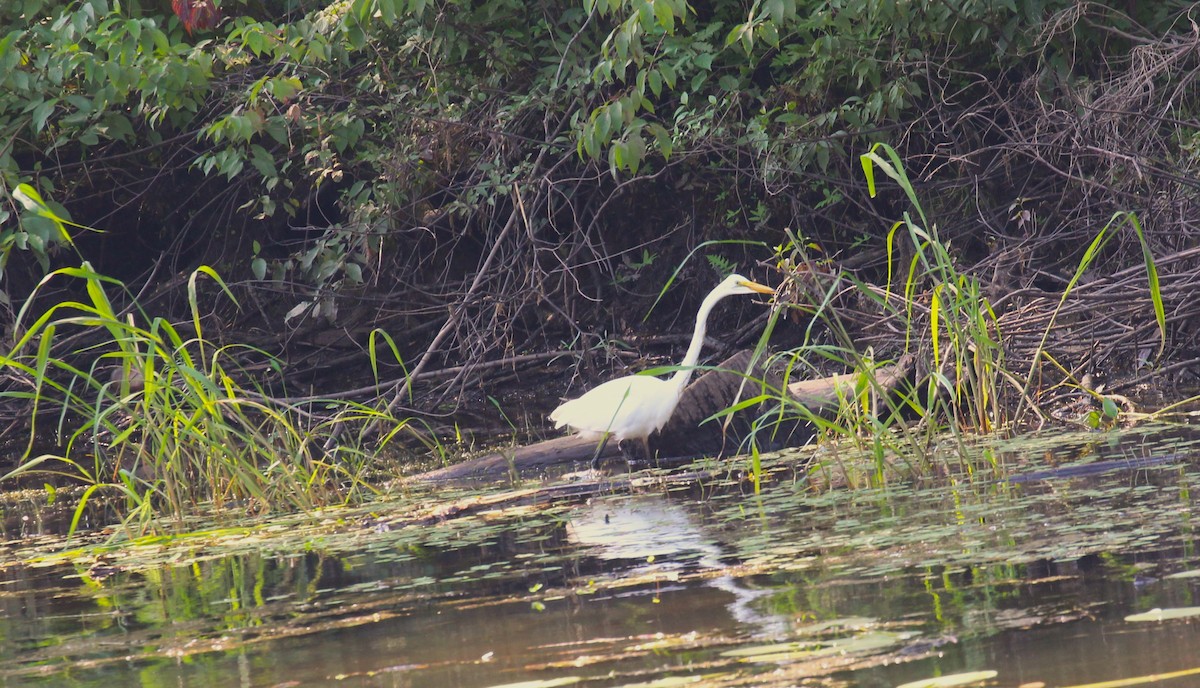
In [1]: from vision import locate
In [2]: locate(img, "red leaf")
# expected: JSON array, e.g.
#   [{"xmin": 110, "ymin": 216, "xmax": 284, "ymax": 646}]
[{"xmin": 172, "ymin": 0, "xmax": 222, "ymax": 34}]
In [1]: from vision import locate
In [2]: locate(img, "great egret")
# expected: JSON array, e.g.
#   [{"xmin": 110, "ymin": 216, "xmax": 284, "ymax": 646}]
[{"xmin": 550, "ymin": 273, "xmax": 776, "ymax": 466}]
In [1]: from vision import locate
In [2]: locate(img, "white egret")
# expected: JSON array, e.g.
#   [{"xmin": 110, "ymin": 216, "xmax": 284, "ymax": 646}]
[{"xmin": 550, "ymin": 273, "xmax": 776, "ymax": 466}]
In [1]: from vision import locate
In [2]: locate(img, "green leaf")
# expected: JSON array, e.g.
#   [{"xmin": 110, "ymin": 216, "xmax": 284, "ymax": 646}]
[
  {"xmin": 378, "ymin": 0, "xmax": 396, "ymax": 24},
  {"xmin": 269, "ymin": 76, "xmax": 303, "ymax": 102},
  {"xmin": 625, "ymin": 132, "xmax": 645, "ymax": 174},
  {"xmin": 1122, "ymin": 212, "xmax": 1166, "ymax": 360},
  {"xmin": 250, "ymin": 145, "xmax": 277, "ymax": 179},
  {"xmin": 345, "ymin": 22, "xmax": 365, "ymax": 49},
  {"xmin": 609, "ymin": 139, "xmax": 624, "ymax": 174},
  {"xmin": 1101, "ymin": 396, "xmax": 1119, "ymax": 418},
  {"xmin": 593, "ymin": 104, "xmax": 611, "ymax": 140},
  {"xmin": 653, "ymin": 0, "xmax": 675, "ymax": 33},
  {"xmin": 13, "ymin": 183, "xmax": 49, "ymax": 214},
  {"xmin": 23, "ymin": 215, "xmax": 56, "ymax": 245},
  {"xmin": 758, "ymin": 20, "xmax": 779, "ymax": 46},
  {"xmin": 351, "ymin": 0, "xmax": 373, "ymax": 22},
  {"xmin": 659, "ymin": 61, "xmax": 677, "ymax": 87},
  {"xmin": 614, "ymin": 27, "xmax": 630, "ymax": 62},
  {"xmin": 764, "ymin": 0, "xmax": 785, "ymax": 23},
  {"xmin": 647, "ymin": 69, "xmax": 663, "ymax": 97},
  {"xmin": 581, "ymin": 120, "xmax": 599, "ymax": 158},
  {"xmin": 14, "ymin": 184, "xmax": 77, "ymax": 246},
  {"xmin": 646, "ymin": 122, "xmax": 672, "ymax": 159},
  {"xmin": 609, "ymin": 98, "xmax": 624, "ymax": 127},
  {"xmin": 815, "ymin": 141, "xmax": 830, "ymax": 171},
  {"xmin": 29, "ymin": 98, "xmax": 58, "ymax": 133}
]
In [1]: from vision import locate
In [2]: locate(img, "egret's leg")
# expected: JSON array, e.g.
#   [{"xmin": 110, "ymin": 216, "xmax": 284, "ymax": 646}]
[
  {"xmin": 611, "ymin": 437, "xmax": 651, "ymax": 470},
  {"xmin": 590, "ymin": 434, "xmax": 611, "ymax": 470},
  {"xmin": 610, "ymin": 438, "xmax": 641, "ymax": 470}
]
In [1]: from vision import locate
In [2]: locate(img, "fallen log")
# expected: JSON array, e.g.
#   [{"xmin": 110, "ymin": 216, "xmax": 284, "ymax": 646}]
[{"xmin": 414, "ymin": 351, "xmax": 914, "ymax": 481}]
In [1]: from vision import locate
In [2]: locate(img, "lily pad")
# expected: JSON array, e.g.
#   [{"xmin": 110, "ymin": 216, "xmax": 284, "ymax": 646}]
[
  {"xmin": 1125, "ymin": 607, "xmax": 1200, "ymax": 622},
  {"xmin": 894, "ymin": 670, "xmax": 998, "ymax": 688},
  {"xmin": 484, "ymin": 678, "xmax": 582, "ymax": 688},
  {"xmin": 613, "ymin": 676, "xmax": 714, "ymax": 687},
  {"xmin": 720, "ymin": 640, "xmax": 827, "ymax": 659},
  {"xmin": 793, "ymin": 616, "xmax": 877, "ymax": 634},
  {"xmin": 720, "ymin": 631, "xmax": 907, "ymax": 662}
]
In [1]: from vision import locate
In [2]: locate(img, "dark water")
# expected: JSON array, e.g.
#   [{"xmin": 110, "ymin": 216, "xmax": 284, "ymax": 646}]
[{"xmin": 4, "ymin": 426, "xmax": 1200, "ymax": 687}]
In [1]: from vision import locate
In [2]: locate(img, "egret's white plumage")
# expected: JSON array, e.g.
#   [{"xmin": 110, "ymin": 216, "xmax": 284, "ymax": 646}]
[{"xmin": 550, "ymin": 274, "xmax": 775, "ymax": 464}]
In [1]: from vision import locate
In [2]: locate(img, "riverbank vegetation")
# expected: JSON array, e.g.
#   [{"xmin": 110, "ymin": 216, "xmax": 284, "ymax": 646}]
[{"xmin": 2, "ymin": 0, "xmax": 1199, "ymax": 527}]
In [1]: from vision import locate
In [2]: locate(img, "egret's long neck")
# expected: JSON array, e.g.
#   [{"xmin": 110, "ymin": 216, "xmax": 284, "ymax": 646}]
[{"xmin": 669, "ymin": 288, "xmax": 726, "ymax": 393}]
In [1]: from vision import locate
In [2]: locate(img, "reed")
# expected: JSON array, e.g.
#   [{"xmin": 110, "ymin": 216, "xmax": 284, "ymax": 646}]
[
  {"xmin": 738, "ymin": 143, "xmax": 1166, "ymax": 484},
  {"xmin": 0, "ymin": 264, "xmax": 422, "ymax": 536}
]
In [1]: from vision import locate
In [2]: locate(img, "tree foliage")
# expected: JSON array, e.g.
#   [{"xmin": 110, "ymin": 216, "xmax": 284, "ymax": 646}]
[{"xmin": 0, "ymin": 0, "xmax": 1198, "ymax": 396}]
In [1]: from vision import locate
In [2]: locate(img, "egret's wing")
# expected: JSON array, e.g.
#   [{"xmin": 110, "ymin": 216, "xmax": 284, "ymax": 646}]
[{"xmin": 550, "ymin": 375, "xmax": 670, "ymax": 439}]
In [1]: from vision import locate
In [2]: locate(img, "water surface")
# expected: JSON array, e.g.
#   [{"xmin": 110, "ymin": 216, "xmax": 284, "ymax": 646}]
[{"xmin": 4, "ymin": 425, "xmax": 1200, "ymax": 687}]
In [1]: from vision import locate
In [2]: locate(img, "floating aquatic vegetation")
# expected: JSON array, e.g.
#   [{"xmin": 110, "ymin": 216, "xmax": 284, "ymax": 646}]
[
  {"xmin": 1124, "ymin": 606, "xmax": 1200, "ymax": 622},
  {"xmin": 3, "ymin": 425, "xmax": 1200, "ymax": 686},
  {"xmin": 894, "ymin": 670, "xmax": 999, "ymax": 688}
]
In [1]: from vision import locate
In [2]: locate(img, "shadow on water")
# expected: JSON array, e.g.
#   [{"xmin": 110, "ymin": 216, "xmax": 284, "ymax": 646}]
[{"xmin": 5, "ymin": 425, "xmax": 1200, "ymax": 686}]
